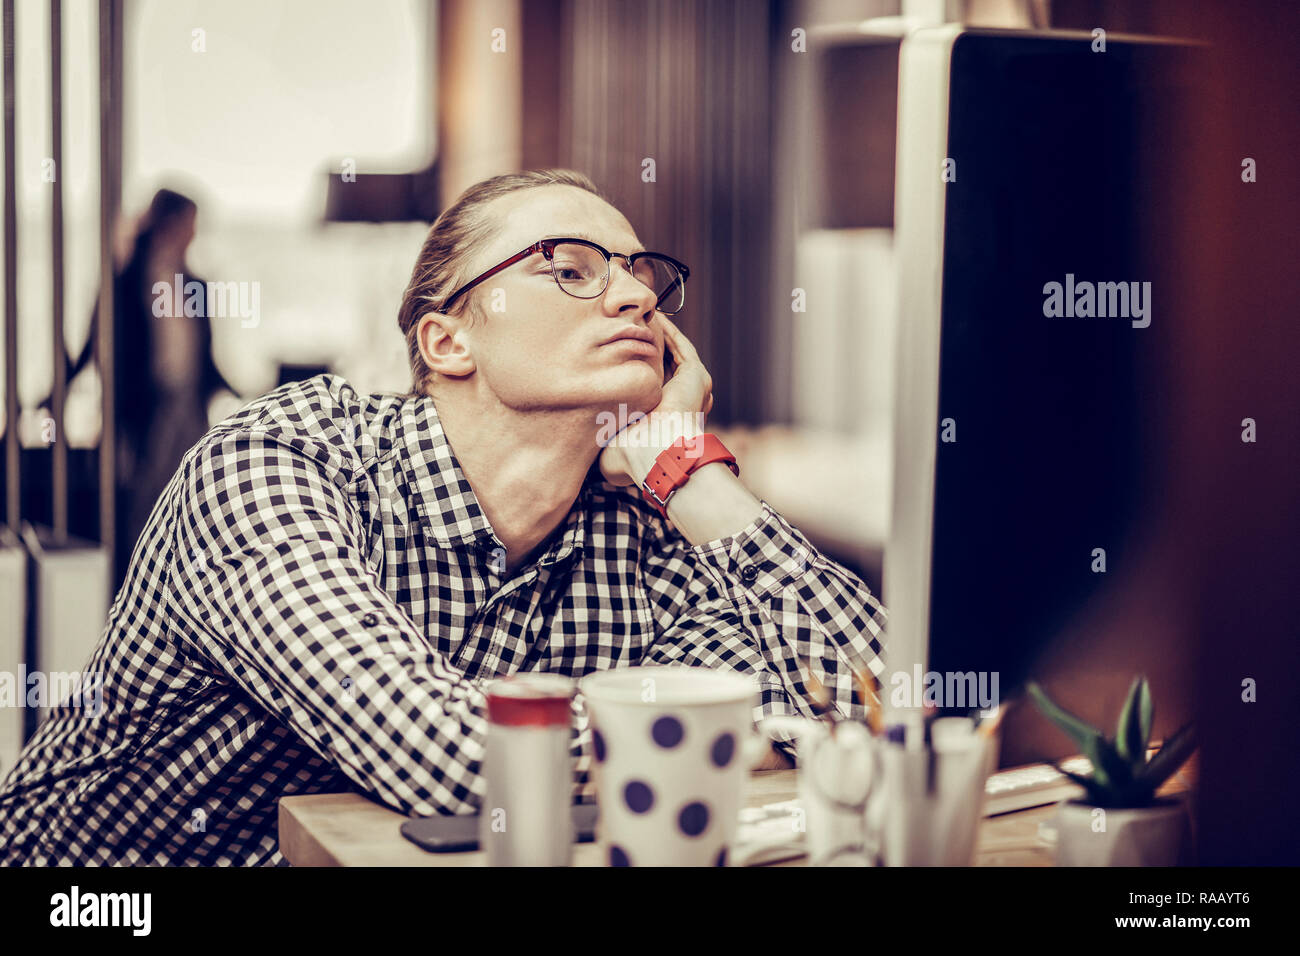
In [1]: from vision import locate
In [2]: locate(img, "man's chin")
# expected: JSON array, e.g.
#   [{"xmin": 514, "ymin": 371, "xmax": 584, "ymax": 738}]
[{"xmin": 606, "ymin": 381, "xmax": 662, "ymax": 417}]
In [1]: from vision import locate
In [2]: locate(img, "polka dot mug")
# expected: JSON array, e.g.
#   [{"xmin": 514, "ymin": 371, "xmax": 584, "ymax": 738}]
[{"xmin": 579, "ymin": 666, "xmax": 769, "ymax": 866}]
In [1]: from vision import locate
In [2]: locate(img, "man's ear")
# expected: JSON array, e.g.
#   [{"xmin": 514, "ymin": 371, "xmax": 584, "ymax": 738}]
[{"xmin": 417, "ymin": 311, "xmax": 476, "ymax": 378}]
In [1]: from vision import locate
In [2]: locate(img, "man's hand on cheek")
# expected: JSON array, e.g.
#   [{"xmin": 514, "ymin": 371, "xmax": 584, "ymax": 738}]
[{"xmin": 598, "ymin": 315, "xmax": 715, "ymax": 488}]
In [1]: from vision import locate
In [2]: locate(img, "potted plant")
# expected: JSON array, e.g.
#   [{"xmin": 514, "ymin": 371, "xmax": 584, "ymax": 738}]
[{"xmin": 1026, "ymin": 677, "xmax": 1196, "ymax": 866}]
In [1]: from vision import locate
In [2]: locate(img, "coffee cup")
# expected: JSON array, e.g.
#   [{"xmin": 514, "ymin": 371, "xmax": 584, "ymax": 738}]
[{"xmin": 579, "ymin": 666, "xmax": 768, "ymax": 866}]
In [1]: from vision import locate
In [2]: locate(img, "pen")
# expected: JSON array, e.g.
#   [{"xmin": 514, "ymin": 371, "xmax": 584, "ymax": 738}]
[
  {"xmin": 976, "ymin": 699, "xmax": 1012, "ymax": 739},
  {"xmin": 851, "ymin": 663, "xmax": 885, "ymax": 736},
  {"xmin": 804, "ymin": 664, "xmax": 842, "ymax": 737},
  {"xmin": 924, "ymin": 715, "xmax": 936, "ymax": 795}
]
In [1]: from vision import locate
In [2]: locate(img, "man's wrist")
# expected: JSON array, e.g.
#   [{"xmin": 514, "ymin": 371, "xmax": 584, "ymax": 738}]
[
  {"xmin": 659, "ymin": 459, "xmax": 762, "ymax": 544},
  {"xmin": 624, "ymin": 414, "xmax": 705, "ymax": 488}
]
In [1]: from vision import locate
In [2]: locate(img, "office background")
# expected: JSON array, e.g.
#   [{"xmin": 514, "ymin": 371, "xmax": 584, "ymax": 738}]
[{"xmin": 0, "ymin": 0, "xmax": 1294, "ymax": 863}]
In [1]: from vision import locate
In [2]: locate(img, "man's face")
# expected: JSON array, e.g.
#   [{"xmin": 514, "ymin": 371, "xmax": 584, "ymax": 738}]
[{"xmin": 434, "ymin": 185, "xmax": 667, "ymax": 416}]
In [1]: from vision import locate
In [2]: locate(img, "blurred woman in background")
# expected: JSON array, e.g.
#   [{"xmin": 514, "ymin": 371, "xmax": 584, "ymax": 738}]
[{"xmin": 66, "ymin": 187, "xmax": 235, "ymax": 587}]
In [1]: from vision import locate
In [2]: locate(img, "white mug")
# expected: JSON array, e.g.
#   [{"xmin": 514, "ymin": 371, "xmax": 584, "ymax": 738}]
[{"xmin": 579, "ymin": 666, "xmax": 768, "ymax": 866}]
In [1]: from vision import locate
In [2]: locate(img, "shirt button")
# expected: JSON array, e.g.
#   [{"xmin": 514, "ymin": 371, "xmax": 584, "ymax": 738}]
[
  {"xmin": 360, "ymin": 612, "xmax": 379, "ymax": 627},
  {"xmin": 740, "ymin": 565, "xmax": 759, "ymax": 583}
]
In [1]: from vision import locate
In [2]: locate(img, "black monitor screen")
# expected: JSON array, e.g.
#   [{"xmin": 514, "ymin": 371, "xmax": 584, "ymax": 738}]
[{"xmin": 927, "ymin": 32, "xmax": 1202, "ymax": 696}]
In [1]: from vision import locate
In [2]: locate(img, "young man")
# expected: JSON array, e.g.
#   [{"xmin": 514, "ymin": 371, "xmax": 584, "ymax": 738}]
[{"xmin": 0, "ymin": 169, "xmax": 886, "ymax": 865}]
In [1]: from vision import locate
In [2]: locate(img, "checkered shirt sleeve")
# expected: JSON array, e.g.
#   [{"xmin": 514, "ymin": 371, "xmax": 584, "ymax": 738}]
[{"xmin": 638, "ymin": 500, "xmax": 887, "ymax": 758}]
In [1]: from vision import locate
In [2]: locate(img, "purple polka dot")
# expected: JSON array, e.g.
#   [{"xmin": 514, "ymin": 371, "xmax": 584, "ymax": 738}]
[
  {"xmin": 624, "ymin": 780, "xmax": 655, "ymax": 813},
  {"xmin": 715, "ymin": 847, "xmax": 728, "ymax": 867},
  {"xmin": 609, "ymin": 844, "xmax": 631, "ymax": 866},
  {"xmin": 678, "ymin": 801, "xmax": 710, "ymax": 837},
  {"xmin": 593, "ymin": 728, "xmax": 606, "ymax": 763},
  {"xmin": 652, "ymin": 715, "xmax": 684, "ymax": 748},
  {"xmin": 711, "ymin": 732, "xmax": 736, "ymax": 768}
]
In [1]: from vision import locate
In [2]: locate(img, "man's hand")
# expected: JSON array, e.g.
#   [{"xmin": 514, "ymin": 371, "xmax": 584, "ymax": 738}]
[
  {"xmin": 598, "ymin": 314, "xmax": 716, "ymax": 488},
  {"xmin": 754, "ymin": 743, "xmax": 796, "ymax": 771}
]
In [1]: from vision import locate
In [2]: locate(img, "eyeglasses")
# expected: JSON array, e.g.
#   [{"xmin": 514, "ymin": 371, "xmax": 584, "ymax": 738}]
[{"xmin": 439, "ymin": 237, "xmax": 690, "ymax": 315}]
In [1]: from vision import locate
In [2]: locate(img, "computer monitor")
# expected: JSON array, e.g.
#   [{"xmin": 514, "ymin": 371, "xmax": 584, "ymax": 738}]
[{"xmin": 885, "ymin": 26, "xmax": 1202, "ymax": 757}]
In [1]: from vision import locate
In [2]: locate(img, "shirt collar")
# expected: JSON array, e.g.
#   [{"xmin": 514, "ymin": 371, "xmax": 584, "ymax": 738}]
[{"xmin": 387, "ymin": 393, "xmax": 590, "ymax": 567}]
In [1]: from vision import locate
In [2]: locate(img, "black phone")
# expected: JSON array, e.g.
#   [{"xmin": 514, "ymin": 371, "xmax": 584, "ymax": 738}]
[
  {"xmin": 399, "ymin": 802, "xmax": 599, "ymax": 853},
  {"xmin": 663, "ymin": 342, "xmax": 677, "ymax": 379}
]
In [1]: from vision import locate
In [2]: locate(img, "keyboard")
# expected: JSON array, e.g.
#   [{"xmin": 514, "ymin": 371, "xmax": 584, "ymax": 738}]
[{"xmin": 981, "ymin": 756, "xmax": 1092, "ymax": 815}]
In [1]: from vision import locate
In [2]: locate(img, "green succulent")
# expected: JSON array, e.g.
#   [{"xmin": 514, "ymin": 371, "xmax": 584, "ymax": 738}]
[{"xmin": 1026, "ymin": 676, "xmax": 1195, "ymax": 809}]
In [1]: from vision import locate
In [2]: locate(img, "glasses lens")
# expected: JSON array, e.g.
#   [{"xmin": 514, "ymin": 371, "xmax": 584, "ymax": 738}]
[
  {"xmin": 550, "ymin": 243, "xmax": 686, "ymax": 313},
  {"xmin": 550, "ymin": 243, "xmax": 607, "ymax": 297},
  {"xmin": 632, "ymin": 255, "xmax": 686, "ymax": 314}
]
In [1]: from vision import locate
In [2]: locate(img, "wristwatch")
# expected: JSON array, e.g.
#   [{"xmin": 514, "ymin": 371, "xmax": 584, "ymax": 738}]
[{"xmin": 639, "ymin": 433, "xmax": 739, "ymax": 519}]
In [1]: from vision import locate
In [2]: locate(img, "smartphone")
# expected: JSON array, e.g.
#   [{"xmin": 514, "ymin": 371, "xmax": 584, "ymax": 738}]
[
  {"xmin": 663, "ymin": 342, "xmax": 677, "ymax": 379},
  {"xmin": 400, "ymin": 801, "xmax": 599, "ymax": 853}
]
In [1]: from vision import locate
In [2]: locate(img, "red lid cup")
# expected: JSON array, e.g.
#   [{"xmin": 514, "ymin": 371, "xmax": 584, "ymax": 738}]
[{"xmin": 486, "ymin": 674, "xmax": 575, "ymax": 727}]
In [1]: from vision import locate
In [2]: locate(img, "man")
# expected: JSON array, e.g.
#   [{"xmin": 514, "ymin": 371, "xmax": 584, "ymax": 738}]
[{"xmin": 0, "ymin": 169, "xmax": 886, "ymax": 865}]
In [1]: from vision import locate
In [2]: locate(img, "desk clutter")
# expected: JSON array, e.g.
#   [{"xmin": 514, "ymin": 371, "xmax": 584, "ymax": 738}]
[
  {"xmin": 395, "ymin": 668, "xmax": 1195, "ymax": 866},
  {"xmin": 409, "ymin": 666, "xmax": 1021, "ymax": 866},
  {"xmin": 393, "ymin": 759, "xmax": 1095, "ymax": 866}
]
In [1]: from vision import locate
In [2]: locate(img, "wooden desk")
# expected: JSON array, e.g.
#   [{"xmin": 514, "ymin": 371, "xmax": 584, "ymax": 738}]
[{"xmin": 279, "ymin": 769, "xmax": 1099, "ymax": 867}]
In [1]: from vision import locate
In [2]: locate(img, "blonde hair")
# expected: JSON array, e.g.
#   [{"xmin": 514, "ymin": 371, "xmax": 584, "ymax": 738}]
[{"xmin": 396, "ymin": 168, "xmax": 606, "ymax": 395}]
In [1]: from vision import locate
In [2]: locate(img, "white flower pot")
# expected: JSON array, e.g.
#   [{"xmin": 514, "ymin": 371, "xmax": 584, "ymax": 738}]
[{"xmin": 1054, "ymin": 796, "xmax": 1191, "ymax": 866}]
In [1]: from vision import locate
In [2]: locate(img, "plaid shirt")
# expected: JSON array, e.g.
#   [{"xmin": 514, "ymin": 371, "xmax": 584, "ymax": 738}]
[{"xmin": 0, "ymin": 375, "xmax": 886, "ymax": 865}]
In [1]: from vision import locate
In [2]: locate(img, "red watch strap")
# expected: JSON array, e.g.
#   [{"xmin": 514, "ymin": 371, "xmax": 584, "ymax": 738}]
[{"xmin": 640, "ymin": 433, "xmax": 739, "ymax": 517}]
